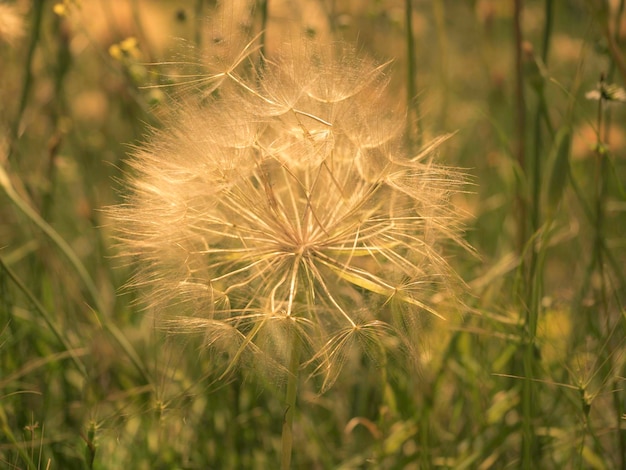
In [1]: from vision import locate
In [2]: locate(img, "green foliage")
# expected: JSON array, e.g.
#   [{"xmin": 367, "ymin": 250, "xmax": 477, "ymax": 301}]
[{"xmin": 1, "ymin": 0, "xmax": 624, "ymax": 468}]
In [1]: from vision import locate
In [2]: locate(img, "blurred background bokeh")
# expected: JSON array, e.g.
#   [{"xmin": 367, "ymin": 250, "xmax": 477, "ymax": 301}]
[{"xmin": 1, "ymin": 1, "xmax": 624, "ymax": 468}]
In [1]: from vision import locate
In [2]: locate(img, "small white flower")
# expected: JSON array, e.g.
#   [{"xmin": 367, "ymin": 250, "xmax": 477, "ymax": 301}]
[{"xmin": 585, "ymin": 77, "xmax": 626, "ymax": 103}]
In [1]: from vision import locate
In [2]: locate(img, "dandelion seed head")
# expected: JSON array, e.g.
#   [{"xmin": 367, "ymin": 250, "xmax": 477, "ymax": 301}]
[{"xmin": 109, "ymin": 28, "xmax": 469, "ymax": 389}]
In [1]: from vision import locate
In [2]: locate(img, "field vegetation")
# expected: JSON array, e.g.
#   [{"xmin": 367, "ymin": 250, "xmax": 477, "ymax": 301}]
[{"xmin": 1, "ymin": 0, "xmax": 625, "ymax": 468}]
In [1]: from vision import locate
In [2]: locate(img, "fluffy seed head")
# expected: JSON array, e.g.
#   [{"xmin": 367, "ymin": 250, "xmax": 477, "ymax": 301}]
[{"xmin": 110, "ymin": 34, "xmax": 468, "ymax": 390}]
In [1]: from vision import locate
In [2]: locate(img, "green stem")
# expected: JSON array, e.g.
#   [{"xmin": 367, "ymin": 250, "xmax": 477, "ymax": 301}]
[
  {"xmin": 608, "ymin": 5, "xmax": 626, "ymax": 466},
  {"xmin": 280, "ymin": 328, "xmax": 301, "ymax": 470},
  {"xmin": 593, "ymin": 95, "xmax": 608, "ymax": 318},
  {"xmin": 0, "ymin": 256, "xmax": 87, "ymax": 377},
  {"xmin": 530, "ymin": 0, "xmax": 553, "ymax": 237},
  {"xmin": 539, "ymin": 0, "xmax": 553, "ymax": 63},
  {"xmin": 404, "ymin": 0, "xmax": 422, "ymax": 150},
  {"xmin": 0, "ymin": 166, "xmax": 151, "ymax": 384},
  {"xmin": 512, "ymin": 1, "xmax": 537, "ymax": 467},
  {"xmin": 432, "ymin": 0, "xmax": 448, "ymax": 130},
  {"xmin": 0, "ymin": 405, "xmax": 38, "ymax": 470},
  {"xmin": 523, "ymin": 7, "xmax": 554, "ymax": 464},
  {"xmin": 8, "ymin": 0, "xmax": 45, "ymax": 165},
  {"xmin": 418, "ymin": 405, "xmax": 432, "ymax": 468},
  {"xmin": 513, "ymin": 0, "xmax": 527, "ymax": 256},
  {"xmin": 526, "ymin": 0, "xmax": 554, "ymax": 361}
]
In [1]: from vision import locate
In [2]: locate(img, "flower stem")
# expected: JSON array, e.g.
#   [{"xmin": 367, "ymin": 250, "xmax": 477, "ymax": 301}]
[
  {"xmin": 281, "ymin": 328, "xmax": 301, "ymax": 470},
  {"xmin": 512, "ymin": 0, "xmax": 527, "ymax": 256},
  {"xmin": 404, "ymin": 0, "xmax": 423, "ymax": 150}
]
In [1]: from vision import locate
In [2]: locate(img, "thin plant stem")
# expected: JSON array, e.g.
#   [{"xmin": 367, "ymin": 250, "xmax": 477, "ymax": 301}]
[
  {"xmin": 530, "ymin": 0, "xmax": 553, "ymax": 236},
  {"xmin": 405, "ymin": 0, "xmax": 423, "ymax": 150},
  {"xmin": 0, "ymin": 256, "xmax": 88, "ymax": 377},
  {"xmin": 418, "ymin": 402, "xmax": 432, "ymax": 467},
  {"xmin": 597, "ymin": 1, "xmax": 626, "ymax": 453},
  {"xmin": 592, "ymin": 82, "xmax": 608, "ymax": 319},
  {"xmin": 513, "ymin": 0, "xmax": 541, "ymax": 466},
  {"xmin": 0, "ymin": 167, "xmax": 103, "ymax": 312},
  {"xmin": 600, "ymin": 8, "xmax": 626, "ymax": 83},
  {"xmin": 526, "ymin": 0, "xmax": 554, "ymax": 344},
  {"xmin": 258, "ymin": 0, "xmax": 269, "ymax": 69},
  {"xmin": 513, "ymin": 0, "xmax": 527, "ymax": 256},
  {"xmin": 0, "ymin": 405, "xmax": 38, "ymax": 470},
  {"xmin": 7, "ymin": 0, "xmax": 45, "ymax": 166},
  {"xmin": 607, "ymin": 4, "xmax": 626, "ymax": 465},
  {"xmin": 432, "ymin": 0, "xmax": 448, "ymax": 130},
  {"xmin": 524, "ymin": 8, "xmax": 554, "ymax": 459},
  {"xmin": 84, "ymin": 420, "xmax": 97, "ymax": 470},
  {"xmin": 280, "ymin": 328, "xmax": 301, "ymax": 470},
  {"xmin": 0, "ymin": 166, "xmax": 151, "ymax": 384}
]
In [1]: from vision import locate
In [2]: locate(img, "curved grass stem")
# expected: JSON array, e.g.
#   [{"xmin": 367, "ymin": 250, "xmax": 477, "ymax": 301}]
[
  {"xmin": 0, "ymin": 256, "xmax": 88, "ymax": 377},
  {"xmin": 0, "ymin": 166, "xmax": 151, "ymax": 384}
]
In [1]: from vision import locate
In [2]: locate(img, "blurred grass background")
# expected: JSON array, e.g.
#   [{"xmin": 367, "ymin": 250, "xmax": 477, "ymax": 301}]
[{"xmin": 1, "ymin": 0, "xmax": 625, "ymax": 468}]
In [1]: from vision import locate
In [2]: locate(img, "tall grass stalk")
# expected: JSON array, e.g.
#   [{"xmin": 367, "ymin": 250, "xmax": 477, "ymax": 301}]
[
  {"xmin": 607, "ymin": 5, "xmax": 626, "ymax": 465},
  {"xmin": 522, "ymin": 2, "xmax": 554, "ymax": 467},
  {"xmin": 0, "ymin": 166, "xmax": 150, "ymax": 384},
  {"xmin": 431, "ymin": 0, "xmax": 449, "ymax": 130},
  {"xmin": 512, "ymin": 0, "xmax": 527, "ymax": 257},
  {"xmin": 0, "ymin": 256, "xmax": 87, "ymax": 378},
  {"xmin": 7, "ymin": 0, "xmax": 44, "ymax": 167},
  {"xmin": 405, "ymin": 0, "xmax": 423, "ymax": 149},
  {"xmin": 0, "ymin": 404, "xmax": 38, "ymax": 470},
  {"xmin": 589, "ymin": 76, "xmax": 626, "ymax": 470},
  {"xmin": 574, "ymin": 14, "xmax": 626, "ymax": 467},
  {"xmin": 512, "ymin": 1, "xmax": 541, "ymax": 467}
]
